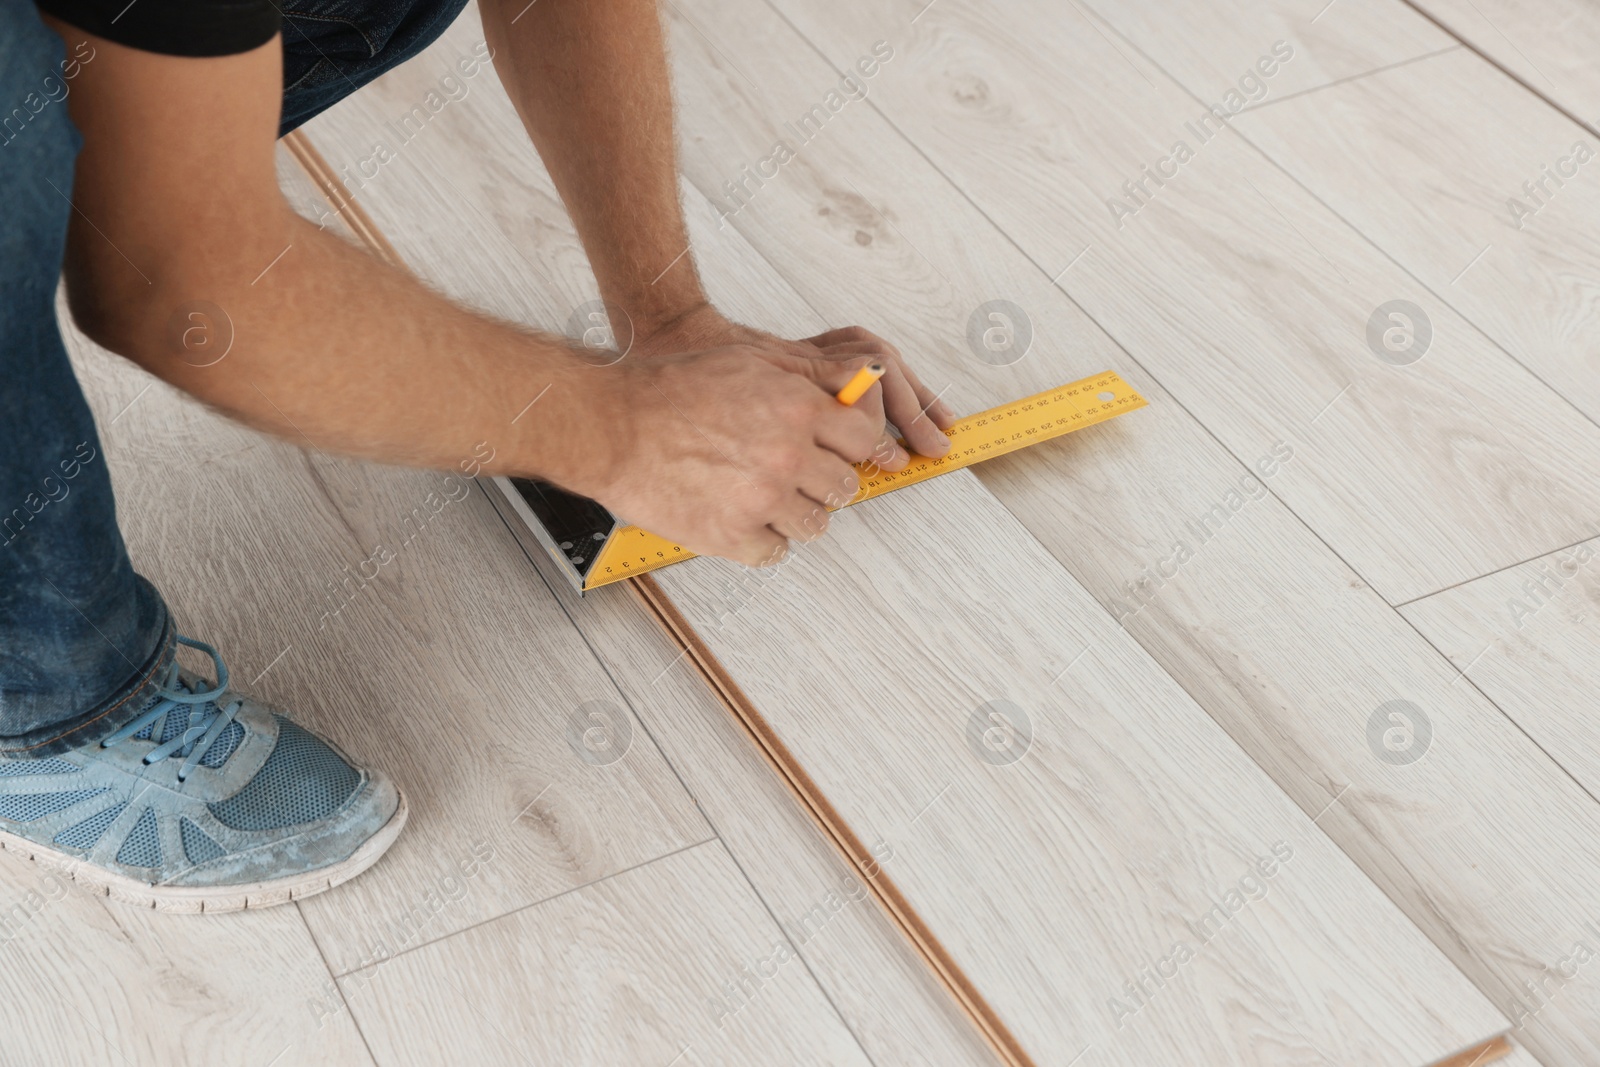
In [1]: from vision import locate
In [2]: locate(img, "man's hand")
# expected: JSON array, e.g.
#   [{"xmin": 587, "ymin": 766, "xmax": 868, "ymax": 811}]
[
  {"xmin": 632, "ymin": 304, "xmax": 959, "ymax": 466},
  {"xmin": 593, "ymin": 347, "xmax": 883, "ymax": 566},
  {"xmin": 482, "ymin": 0, "xmax": 960, "ymax": 562}
]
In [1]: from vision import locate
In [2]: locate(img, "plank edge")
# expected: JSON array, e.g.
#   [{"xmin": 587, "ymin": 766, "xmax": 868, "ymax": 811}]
[
  {"xmin": 1428, "ymin": 1034, "xmax": 1516, "ymax": 1067},
  {"xmin": 629, "ymin": 574, "xmax": 1037, "ymax": 1067}
]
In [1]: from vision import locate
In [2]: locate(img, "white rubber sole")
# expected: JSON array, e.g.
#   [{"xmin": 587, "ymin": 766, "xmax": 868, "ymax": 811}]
[{"xmin": 0, "ymin": 790, "xmax": 408, "ymax": 914}]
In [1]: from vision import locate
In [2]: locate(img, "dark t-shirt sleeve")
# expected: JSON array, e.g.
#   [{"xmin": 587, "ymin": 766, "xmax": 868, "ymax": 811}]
[{"xmin": 35, "ymin": 0, "xmax": 281, "ymax": 57}]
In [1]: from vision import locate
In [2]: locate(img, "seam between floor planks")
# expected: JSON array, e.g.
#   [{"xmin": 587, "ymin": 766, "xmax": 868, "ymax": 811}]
[
  {"xmin": 279, "ymin": 128, "xmax": 1003, "ymax": 1064},
  {"xmin": 1072, "ymin": 5, "xmax": 1599, "ymax": 604},
  {"xmin": 710, "ymin": 4, "xmax": 1574, "ymax": 1062},
  {"xmin": 1235, "ymin": 43, "xmax": 1466, "ymax": 113},
  {"xmin": 284, "ymin": 35, "xmax": 1510, "ymax": 1062},
  {"xmin": 628, "ymin": 574, "xmax": 1033, "ymax": 1067},
  {"xmin": 1055, "ymin": 0, "xmax": 1600, "ymax": 873},
  {"xmin": 1396, "ymin": 0, "xmax": 1600, "ymax": 141},
  {"xmin": 754, "ymin": 7, "xmax": 1511, "ymax": 615},
  {"xmin": 1074, "ymin": 4, "xmax": 1600, "ymax": 584}
]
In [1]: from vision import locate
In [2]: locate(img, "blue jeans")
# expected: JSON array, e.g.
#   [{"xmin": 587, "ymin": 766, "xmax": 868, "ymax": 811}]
[{"xmin": 1, "ymin": 0, "xmax": 468, "ymax": 757}]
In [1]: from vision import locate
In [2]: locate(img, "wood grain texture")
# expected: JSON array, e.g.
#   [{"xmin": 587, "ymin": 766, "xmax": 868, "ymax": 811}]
[
  {"xmin": 0, "ymin": 839, "xmax": 373, "ymax": 1065},
  {"xmin": 753, "ymin": 0, "xmax": 1600, "ymax": 605},
  {"xmin": 287, "ymin": 111, "xmax": 992, "ymax": 1062},
  {"xmin": 341, "ymin": 842, "xmax": 875, "ymax": 1066},
  {"xmin": 1404, "ymin": 0, "xmax": 1600, "ymax": 121},
  {"xmin": 1431, "ymin": 1035, "xmax": 1516, "ymax": 1067},
  {"xmin": 301, "ymin": 24, "xmax": 602, "ymax": 335},
  {"xmin": 1483, "ymin": 1042, "xmax": 1549, "ymax": 1067},
  {"xmin": 1235, "ymin": 46, "xmax": 1600, "ymax": 427},
  {"xmin": 627, "ymin": 571, "xmax": 1028, "ymax": 1067},
  {"xmin": 1402, "ymin": 534, "xmax": 1600, "ymax": 797},
  {"xmin": 57, "ymin": 145, "xmax": 709, "ymax": 983},
  {"xmin": 297, "ymin": 10, "xmax": 1509, "ymax": 1064},
  {"xmin": 661, "ymin": 3, "xmax": 1600, "ymax": 1063},
  {"xmin": 654, "ymin": 470, "xmax": 1504, "ymax": 1065},
  {"xmin": 1083, "ymin": 0, "xmax": 1455, "ymax": 105},
  {"xmin": 293, "ymin": 16, "xmax": 995, "ymax": 1061},
  {"xmin": 488, "ymin": 485, "xmax": 1003, "ymax": 1066}
]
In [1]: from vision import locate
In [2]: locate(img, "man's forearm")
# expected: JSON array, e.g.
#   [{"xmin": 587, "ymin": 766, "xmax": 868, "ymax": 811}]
[
  {"xmin": 476, "ymin": 0, "xmax": 959, "ymax": 462},
  {"xmin": 72, "ymin": 205, "xmax": 615, "ymax": 489},
  {"xmin": 47, "ymin": 18, "xmax": 900, "ymax": 567},
  {"xmin": 481, "ymin": 0, "xmax": 708, "ymax": 334},
  {"xmin": 53, "ymin": 25, "xmax": 620, "ymax": 494}
]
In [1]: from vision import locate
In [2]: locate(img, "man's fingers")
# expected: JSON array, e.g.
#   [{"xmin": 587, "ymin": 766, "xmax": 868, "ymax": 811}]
[
  {"xmin": 771, "ymin": 497, "xmax": 830, "ymax": 544},
  {"xmin": 802, "ymin": 325, "xmax": 892, "ymax": 350},
  {"xmin": 801, "ymin": 458, "xmax": 861, "ymax": 511},
  {"xmin": 866, "ymin": 432, "xmax": 910, "ymax": 472},
  {"xmin": 736, "ymin": 528, "xmax": 790, "ymax": 568},
  {"xmin": 811, "ymin": 350, "xmax": 945, "ymax": 460},
  {"xmin": 892, "ymin": 360, "xmax": 958, "ymax": 431},
  {"xmin": 791, "ymin": 352, "xmax": 878, "ymax": 393},
  {"xmin": 814, "ymin": 401, "xmax": 882, "ymax": 466},
  {"xmin": 810, "ymin": 338, "xmax": 957, "ymax": 446},
  {"xmin": 881, "ymin": 364, "xmax": 953, "ymax": 458},
  {"xmin": 808, "ymin": 340, "xmax": 888, "ymax": 358}
]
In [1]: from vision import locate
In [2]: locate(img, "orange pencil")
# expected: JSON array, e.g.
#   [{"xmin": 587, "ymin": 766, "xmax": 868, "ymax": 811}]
[{"xmin": 835, "ymin": 361, "xmax": 886, "ymax": 406}]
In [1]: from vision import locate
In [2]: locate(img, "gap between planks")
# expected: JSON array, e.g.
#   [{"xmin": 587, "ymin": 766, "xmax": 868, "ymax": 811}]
[
  {"xmin": 278, "ymin": 127, "xmax": 1032, "ymax": 1067},
  {"xmin": 279, "ymin": 126, "xmax": 1519, "ymax": 1067},
  {"xmin": 1397, "ymin": 0, "xmax": 1600, "ymax": 144},
  {"xmin": 627, "ymin": 574, "xmax": 1032, "ymax": 1067}
]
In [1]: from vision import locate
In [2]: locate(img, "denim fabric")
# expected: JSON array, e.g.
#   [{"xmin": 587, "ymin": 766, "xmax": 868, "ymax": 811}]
[
  {"xmin": 279, "ymin": 0, "xmax": 471, "ymax": 135},
  {"xmin": 3, "ymin": 0, "xmax": 466, "ymax": 755},
  {"xmin": 1, "ymin": 0, "xmax": 173, "ymax": 758}
]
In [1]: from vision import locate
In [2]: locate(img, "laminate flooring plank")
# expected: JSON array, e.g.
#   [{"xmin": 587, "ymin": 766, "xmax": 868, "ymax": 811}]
[
  {"xmin": 1401, "ymin": 534, "xmax": 1600, "ymax": 805},
  {"xmin": 54, "ymin": 145, "xmax": 710, "ymax": 989},
  {"xmin": 1494, "ymin": 1045, "xmax": 1552, "ymax": 1067},
  {"xmin": 482, "ymin": 487, "xmax": 1003, "ymax": 1065},
  {"xmin": 1232, "ymin": 47, "xmax": 1600, "ymax": 428},
  {"xmin": 1083, "ymin": 0, "xmax": 1456, "ymax": 106},
  {"xmin": 0, "ymin": 151, "xmax": 377, "ymax": 1067},
  {"xmin": 482, "ymin": 177, "xmax": 1003, "ymax": 1062},
  {"xmin": 297, "ymin": 11, "xmax": 1508, "ymax": 1065},
  {"xmin": 756, "ymin": 0, "xmax": 1600, "ymax": 605},
  {"xmin": 1403, "ymin": 0, "xmax": 1600, "ymax": 121},
  {"xmin": 343, "ymin": 842, "xmax": 874, "ymax": 1066},
  {"xmin": 972, "ymin": 374, "xmax": 1598, "ymax": 1065},
  {"xmin": 0, "ymin": 824, "xmax": 373, "ymax": 1066},
  {"xmin": 653, "ymin": 471, "xmax": 1505, "ymax": 1065},
  {"xmin": 658, "ymin": 3, "xmax": 1600, "ymax": 1063},
  {"xmin": 300, "ymin": 24, "xmax": 602, "ymax": 334},
  {"xmin": 293, "ymin": 50, "xmax": 998, "ymax": 1061}
]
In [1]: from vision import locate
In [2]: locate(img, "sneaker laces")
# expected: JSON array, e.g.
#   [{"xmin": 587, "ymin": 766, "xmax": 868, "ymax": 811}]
[{"xmin": 101, "ymin": 636, "xmax": 245, "ymax": 784}]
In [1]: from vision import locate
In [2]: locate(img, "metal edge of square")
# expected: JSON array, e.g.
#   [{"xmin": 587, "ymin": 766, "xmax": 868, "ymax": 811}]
[{"xmin": 486, "ymin": 475, "xmax": 590, "ymax": 596}]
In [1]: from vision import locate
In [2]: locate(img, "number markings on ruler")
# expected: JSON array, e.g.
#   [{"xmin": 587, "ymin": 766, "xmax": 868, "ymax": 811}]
[{"xmin": 586, "ymin": 370, "xmax": 1147, "ymax": 589}]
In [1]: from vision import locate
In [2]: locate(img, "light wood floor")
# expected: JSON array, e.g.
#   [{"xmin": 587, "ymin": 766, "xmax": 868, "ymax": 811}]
[{"xmin": 15, "ymin": 0, "xmax": 1600, "ymax": 1063}]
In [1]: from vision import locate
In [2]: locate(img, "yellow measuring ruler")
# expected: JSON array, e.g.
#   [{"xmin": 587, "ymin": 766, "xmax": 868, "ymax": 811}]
[{"xmin": 583, "ymin": 369, "xmax": 1146, "ymax": 590}]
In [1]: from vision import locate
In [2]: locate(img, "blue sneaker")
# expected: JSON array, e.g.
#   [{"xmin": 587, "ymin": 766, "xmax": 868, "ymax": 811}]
[{"xmin": 0, "ymin": 636, "xmax": 406, "ymax": 913}]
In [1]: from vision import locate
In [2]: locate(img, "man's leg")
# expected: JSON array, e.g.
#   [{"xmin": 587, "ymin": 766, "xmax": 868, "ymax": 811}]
[
  {"xmin": 0, "ymin": 0, "xmax": 173, "ymax": 759},
  {"xmin": 0, "ymin": 2, "xmax": 405, "ymax": 910},
  {"xmin": 278, "ymin": 0, "xmax": 471, "ymax": 134}
]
